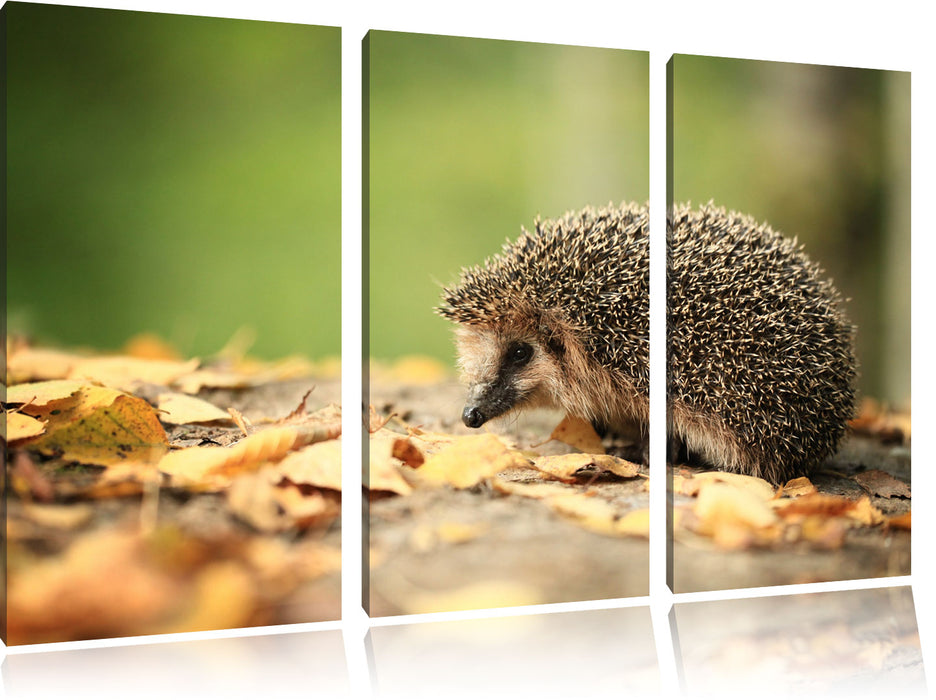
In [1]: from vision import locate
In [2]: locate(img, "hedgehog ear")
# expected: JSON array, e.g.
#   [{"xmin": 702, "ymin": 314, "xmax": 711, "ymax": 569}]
[{"xmin": 538, "ymin": 323, "xmax": 566, "ymax": 358}]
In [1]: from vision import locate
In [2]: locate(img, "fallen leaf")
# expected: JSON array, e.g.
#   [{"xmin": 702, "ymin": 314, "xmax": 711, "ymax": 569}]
[
  {"xmin": 549, "ymin": 415, "xmax": 605, "ymax": 454},
  {"xmin": 156, "ymin": 392, "xmax": 231, "ymax": 424},
  {"xmin": 532, "ymin": 453, "xmax": 639, "ymax": 482},
  {"xmin": 694, "ymin": 482, "xmax": 779, "ymax": 531},
  {"xmin": 227, "ymin": 470, "xmax": 340, "ymax": 532},
  {"xmin": 277, "ymin": 439, "xmax": 343, "ymax": 491},
  {"xmin": 68, "ymin": 356, "xmax": 200, "ymax": 392},
  {"xmin": 773, "ymin": 493, "xmax": 884, "ymax": 526},
  {"xmin": 392, "ymin": 436, "xmax": 425, "ymax": 468},
  {"xmin": 5, "ymin": 412, "xmax": 47, "ymax": 441},
  {"xmin": 7, "ymin": 347, "xmax": 84, "ymax": 383},
  {"xmin": 368, "ymin": 431, "xmax": 415, "ymax": 495},
  {"xmin": 779, "ymin": 476, "xmax": 818, "ymax": 497},
  {"xmin": 30, "ymin": 389, "xmax": 169, "ymax": 466},
  {"xmin": 6, "ymin": 379, "xmax": 89, "ymax": 408},
  {"xmin": 691, "ymin": 471, "xmax": 777, "ymax": 502},
  {"xmin": 855, "ymin": 470, "xmax": 911, "ymax": 498},
  {"xmin": 159, "ymin": 426, "xmax": 308, "ymax": 490},
  {"xmin": 416, "ymin": 434, "xmax": 531, "ymax": 489}
]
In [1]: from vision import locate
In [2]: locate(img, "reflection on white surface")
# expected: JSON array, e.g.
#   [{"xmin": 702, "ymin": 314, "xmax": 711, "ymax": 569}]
[
  {"xmin": 674, "ymin": 586, "xmax": 925, "ymax": 697},
  {"xmin": 2, "ymin": 629, "xmax": 349, "ymax": 700},
  {"xmin": 369, "ymin": 606, "xmax": 659, "ymax": 699}
]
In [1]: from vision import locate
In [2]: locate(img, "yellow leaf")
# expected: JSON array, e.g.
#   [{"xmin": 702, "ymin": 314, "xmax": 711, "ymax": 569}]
[
  {"xmin": 227, "ymin": 470, "xmax": 340, "ymax": 532},
  {"xmin": 5, "ymin": 412, "xmax": 47, "ymax": 441},
  {"xmin": 549, "ymin": 415, "xmax": 605, "ymax": 454},
  {"xmin": 779, "ymin": 476, "xmax": 818, "ymax": 497},
  {"xmin": 615, "ymin": 508, "xmax": 651, "ymax": 537},
  {"xmin": 417, "ymin": 434, "xmax": 530, "ymax": 488},
  {"xmin": 157, "ymin": 392, "xmax": 231, "ymax": 424},
  {"xmin": 30, "ymin": 391, "xmax": 169, "ymax": 466},
  {"xmin": 68, "ymin": 356, "xmax": 200, "ymax": 392},
  {"xmin": 7, "ymin": 379, "xmax": 88, "ymax": 407},
  {"xmin": 533, "ymin": 453, "xmax": 639, "ymax": 481},
  {"xmin": 691, "ymin": 471, "xmax": 777, "ymax": 501},
  {"xmin": 7, "ymin": 347, "xmax": 84, "ymax": 383},
  {"xmin": 694, "ymin": 482, "xmax": 779, "ymax": 531},
  {"xmin": 277, "ymin": 439, "xmax": 342, "ymax": 491},
  {"xmin": 159, "ymin": 426, "xmax": 302, "ymax": 489}
]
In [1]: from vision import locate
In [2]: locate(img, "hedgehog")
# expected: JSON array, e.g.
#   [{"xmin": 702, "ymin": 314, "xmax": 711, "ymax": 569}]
[{"xmin": 435, "ymin": 201, "xmax": 857, "ymax": 484}]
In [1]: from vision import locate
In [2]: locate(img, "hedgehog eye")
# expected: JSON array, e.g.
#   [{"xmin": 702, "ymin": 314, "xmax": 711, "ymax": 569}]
[{"xmin": 507, "ymin": 342, "xmax": 533, "ymax": 366}]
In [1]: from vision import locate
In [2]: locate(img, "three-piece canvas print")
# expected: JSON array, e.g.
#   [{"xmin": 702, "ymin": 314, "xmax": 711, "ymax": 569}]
[{"xmin": 2, "ymin": 0, "xmax": 915, "ymax": 683}]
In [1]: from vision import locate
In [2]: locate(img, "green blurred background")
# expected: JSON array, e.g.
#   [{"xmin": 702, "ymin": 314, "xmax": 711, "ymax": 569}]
[
  {"xmin": 6, "ymin": 3, "xmax": 341, "ymax": 361},
  {"xmin": 366, "ymin": 31, "xmax": 649, "ymax": 367},
  {"xmin": 670, "ymin": 55, "xmax": 910, "ymax": 406}
]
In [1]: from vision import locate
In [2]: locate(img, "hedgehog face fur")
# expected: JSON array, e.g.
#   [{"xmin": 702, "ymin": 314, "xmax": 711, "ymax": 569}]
[
  {"xmin": 437, "ymin": 202, "xmax": 650, "ymax": 436},
  {"xmin": 436, "ymin": 201, "xmax": 857, "ymax": 484}
]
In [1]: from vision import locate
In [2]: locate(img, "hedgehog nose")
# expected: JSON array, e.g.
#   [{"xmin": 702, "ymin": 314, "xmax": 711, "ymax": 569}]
[{"xmin": 463, "ymin": 406, "xmax": 486, "ymax": 429}]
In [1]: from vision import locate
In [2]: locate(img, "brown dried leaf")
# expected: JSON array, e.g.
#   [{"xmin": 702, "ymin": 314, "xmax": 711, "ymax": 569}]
[
  {"xmin": 416, "ymin": 434, "xmax": 531, "ymax": 489},
  {"xmin": 772, "ymin": 493, "xmax": 884, "ymax": 526},
  {"xmin": 368, "ymin": 430, "xmax": 415, "ymax": 495},
  {"xmin": 855, "ymin": 469, "xmax": 911, "ymax": 498},
  {"xmin": 532, "ymin": 453, "xmax": 639, "ymax": 482},
  {"xmin": 548, "ymin": 415, "xmax": 605, "ymax": 454},
  {"xmin": 392, "ymin": 436, "xmax": 425, "ymax": 468}
]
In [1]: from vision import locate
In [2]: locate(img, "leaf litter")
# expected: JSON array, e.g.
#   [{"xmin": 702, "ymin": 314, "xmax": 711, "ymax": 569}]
[{"xmin": 5, "ymin": 336, "xmax": 341, "ymax": 644}]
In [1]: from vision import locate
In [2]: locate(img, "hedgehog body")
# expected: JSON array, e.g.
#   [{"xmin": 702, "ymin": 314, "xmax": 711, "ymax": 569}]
[{"xmin": 436, "ymin": 202, "xmax": 857, "ymax": 484}]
